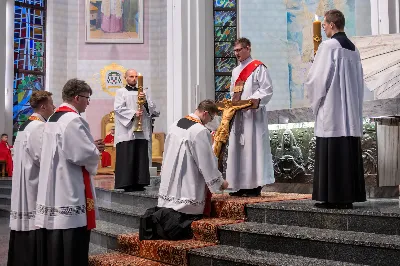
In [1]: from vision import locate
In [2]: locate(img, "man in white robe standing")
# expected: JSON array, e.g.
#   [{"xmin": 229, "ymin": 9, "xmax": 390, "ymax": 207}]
[
  {"xmin": 227, "ymin": 37, "xmax": 274, "ymax": 197},
  {"xmin": 114, "ymin": 69, "xmax": 158, "ymax": 192},
  {"xmin": 305, "ymin": 9, "xmax": 366, "ymax": 209},
  {"xmin": 34, "ymin": 79, "xmax": 105, "ymax": 265},
  {"xmin": 139, "ymin": 100, "xmax": 228, "ymax": 240},
  {"xmin": 8, "ymin": 91, "xmax": 55, "ymax": 266}
]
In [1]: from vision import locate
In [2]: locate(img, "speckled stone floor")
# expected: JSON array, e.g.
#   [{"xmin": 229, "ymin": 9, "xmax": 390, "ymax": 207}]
[{"xmin": 0, "ymin": 217, "xmax": 9, "ymax": 266}]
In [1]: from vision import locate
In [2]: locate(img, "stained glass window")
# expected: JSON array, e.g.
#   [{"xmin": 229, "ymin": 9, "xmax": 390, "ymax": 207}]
[
  {"xmin": 13, "ymin": 0, "xmax": 46, "ymax": 138},
  {"xmin": 213, "ymin": 0, "xmax": 237, "ymax": 101}
]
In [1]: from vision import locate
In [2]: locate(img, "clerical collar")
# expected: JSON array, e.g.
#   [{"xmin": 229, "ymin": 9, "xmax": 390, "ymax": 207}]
[
  {"xmin": 59, "ymin": 103, "xmax": 80, "ymax": 114},
  {"xmin": 31, "ymin": 113, "xmax": 47, "ymax": 122},
  {"xmin": 331, "ymin": 32, "xmax": 346, "ymax": 39},
  {"xmin": 126, "ymin": 84, "xmax": 138, "ymax": 91},
  {"xmin": 240, "ymin": 56, "xmax": 253, "ymax": 66}
]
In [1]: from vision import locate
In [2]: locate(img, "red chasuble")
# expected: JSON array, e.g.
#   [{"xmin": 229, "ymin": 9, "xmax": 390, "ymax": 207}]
[
  {"xmin": 54, "ymin": 105, "xmax": 96, "ymax": 230},
  {"xmin": 101, "ymin": 134, "xmax": 114, "ymax": 167},
  {"xmin": 0, "ymin": 141, "xmax": 13, "ymax": 177}
]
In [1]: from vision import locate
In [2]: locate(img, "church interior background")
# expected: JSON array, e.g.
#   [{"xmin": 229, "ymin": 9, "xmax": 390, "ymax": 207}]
[{"xmin": 1, "ymin": 0, "xmax": 400, "ymax": 265}]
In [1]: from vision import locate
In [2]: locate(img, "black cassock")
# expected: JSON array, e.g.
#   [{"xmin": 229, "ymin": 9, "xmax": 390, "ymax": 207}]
[
  {"xmin": 312, "ymin": 137, "xmax": 366, "ymax": 204},
  {"xmin": 115, "ymin": 138, "xmax": 150, "ymax": 190}
]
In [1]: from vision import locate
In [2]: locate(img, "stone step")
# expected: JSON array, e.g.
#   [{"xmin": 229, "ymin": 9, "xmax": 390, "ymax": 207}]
[
  {"xmin": 189, "ymin": 245, "xmax": 365, "ymax": 266},
  {"xmin": 0, "ymin": 194, "xmax": 10, "ymax": 206},
  {"xmin": 219, "ymin": 222, "xmax": 400, "ymax": 266},
  {"xmin": 97, "ymin": 201, "xmax": 146, "ymax": 229},
  {"xmin": 95, "ymin": 187, "xmax": 158, "ymax": 210},
  {"xmin": 0, "ymin": 185, "xmax": 12, "ymax": 196},
  {"xmin": 247, "ymin": 199, "xmax": 400, "ymax": 235},
  {"xmin": 91, "ymin": 220, "xmax": 138, "ymax": 251},
  {"xmin": 0, "ymin": 204, "xmax": 9, "ymax": 217},
  {"xmin": 0, "ymin": 179, "xmax": 12, "ymax": 187},
  {"xmin": 89, "ymin": 243, "xmax": 111, "ymax": 256}
]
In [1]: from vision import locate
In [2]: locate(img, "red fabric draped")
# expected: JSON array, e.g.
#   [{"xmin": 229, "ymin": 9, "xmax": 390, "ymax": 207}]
[{"xmin": 0, "ymin": 141, "xmax": 13, "ymax": 176}]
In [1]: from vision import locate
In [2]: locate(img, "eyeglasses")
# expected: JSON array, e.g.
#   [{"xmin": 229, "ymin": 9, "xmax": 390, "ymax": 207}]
[
  {"xmin": 234, "ymin": 47, "xmax": 244, "ymax": 53},
  {"xmin": 207, "ymin": 111, "xmax": 215, "ymax": 121},
  {"xmin": 78, "ymin": 95, "xmax": 90, "ymax": 102}
]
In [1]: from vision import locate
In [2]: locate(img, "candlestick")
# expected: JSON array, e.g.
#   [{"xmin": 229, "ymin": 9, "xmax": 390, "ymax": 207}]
[
  {"xmin": 137, "ymin": 73, "xmax": 143, "ymax": 88},
  {"xmin": 135, "ymin": 73, "xmax": 145, "ymax": 132},
  {"xmin": 313, "ymin": 15, "xmax": 322, "ymax": 55}
]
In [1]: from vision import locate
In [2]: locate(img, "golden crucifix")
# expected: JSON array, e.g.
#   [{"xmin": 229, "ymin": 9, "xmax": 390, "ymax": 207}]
[{"xmin": 213, "ymin": 98, "xmax": 257, "ymax": 164}]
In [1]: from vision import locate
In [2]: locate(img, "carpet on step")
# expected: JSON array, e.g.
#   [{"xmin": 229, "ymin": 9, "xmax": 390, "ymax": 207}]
[
  {"xmin": 211, "ymin": 192, "xmax": 312, "ymax": 219},
  {"xmin": 89, "ymin": 252, "xmax": 170, "ymax": 266},
  {"xmin": 191, "ymin": 218, "xmax": 243, "ymax": 243},
  {"xmin": 118, "ymin": 233, "xmax": 215, "ymax": 266}
]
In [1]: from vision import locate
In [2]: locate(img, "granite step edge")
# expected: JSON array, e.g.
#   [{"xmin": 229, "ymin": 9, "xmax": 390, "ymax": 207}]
[
  {"xmin": 93, "ymin": 220, "xmax": 138, "ymax": 238},
  {"xmin": 95, "ymin": 187, "xmax": 159, "ymax": 199},
  {"xmin": 97, "ymin": 200, "xmax": 148, "ymax": 217},
  {"xmin": 221, "ymin": 222, "xmax": 400, "ymax": 250},
  {"xmin": 247, "ymin": 200, "xmax": 400, "ymax": 218},
  {"xmin": 189, "ymin": 245, "xmax": 365, "ymax": 266},
  {"xmin": 89, "ymin": 243, "xmax": 112, "ymax": 255}
]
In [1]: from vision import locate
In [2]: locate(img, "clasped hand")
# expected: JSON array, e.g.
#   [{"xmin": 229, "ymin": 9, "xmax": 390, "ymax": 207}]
[{"xmin": 94, "ymin": 139, "xmax": 105, "ymax": 152}]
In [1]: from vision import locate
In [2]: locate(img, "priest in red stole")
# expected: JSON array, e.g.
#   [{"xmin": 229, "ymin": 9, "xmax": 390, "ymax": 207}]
[
  {"xmin": 101, "ymin": 126, "xmax": 114, "ymax": 167},
  {"xmin": 0, "ymin": 133, "xmax": 13, "ymax": 176}
]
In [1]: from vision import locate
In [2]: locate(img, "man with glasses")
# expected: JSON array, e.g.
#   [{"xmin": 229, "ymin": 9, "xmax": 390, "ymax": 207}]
[
  {"xmin": 139, "ymin": 99, "xmax": 228, "ymax": 240},
  {"xmin": 227, "ymin": 37, "xmax": 275, "ymax": 197},
  {"xmin": 114, "ymin": 69, "xmax": 159, "ymax": 192},
  {"xmin": 305, "ymin": 9, "xmax": 366, "ymax": 209},
  {"xmin": 34, "ymin": 78, "xmax": 105, "ymax": 265}
]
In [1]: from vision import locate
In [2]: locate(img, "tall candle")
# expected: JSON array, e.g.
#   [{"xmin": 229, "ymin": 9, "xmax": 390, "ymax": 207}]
[
  {"xmin": 138, "ymin": 73, "xmax": 143, "ymax": 88},
  {"xmin": 313, "ymin": 15, "xmax": 322, "ymax": 55}
]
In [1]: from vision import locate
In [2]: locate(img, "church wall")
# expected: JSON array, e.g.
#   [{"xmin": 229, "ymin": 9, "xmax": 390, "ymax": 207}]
[
  {"xmin": 46, "ymin": 0, "xmax": 168, "ymax": 137},
  {"xmin": 0, "ymin": 0, "xmax": 7, "ymax": 135},
  {"xmin": 238, "ymin": 0, "xmax": 375, "ymax": 111}
]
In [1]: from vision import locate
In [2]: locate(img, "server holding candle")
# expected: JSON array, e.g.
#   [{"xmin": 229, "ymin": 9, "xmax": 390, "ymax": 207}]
[
  {"xmin": 114, "ymin": 69, "xmax": 159, "ymax": 191},
  {"xmin": 305, "ymin": 9, "xmax": 366, "ymax": 209}
]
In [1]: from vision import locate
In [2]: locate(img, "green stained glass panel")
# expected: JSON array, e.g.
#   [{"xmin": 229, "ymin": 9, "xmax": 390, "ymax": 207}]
[
  {"xmin": 214, "ymin": 0, "xmax": 236, "ymax": 8},
  {"xmin": 214, "ymin": 11, "xmax": 236, "ymax": 26},
  {"xmin": 215, "ymin": 27, "xmax": 236, "ymax": 42},
  {"xmin": 215, "ymin": 76, "xmax": 231, "ymax": 92}
]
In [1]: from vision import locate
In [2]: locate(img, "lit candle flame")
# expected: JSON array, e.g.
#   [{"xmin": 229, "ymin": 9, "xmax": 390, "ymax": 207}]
[
  {"xmin": 138, "ymin": 73, "xmax": 142, "ymax": 76},
  {"xmin": 315, "ymin": 14, "xmax": 319, "ymax": 21}
]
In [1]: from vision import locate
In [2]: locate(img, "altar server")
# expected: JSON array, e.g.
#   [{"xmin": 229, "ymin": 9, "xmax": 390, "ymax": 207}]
[
  {"xmin": 139, "ymin": 100, "xmax": 228, "ymax": 240},
  {"xmin": 8, "ymin": 91, "xmax": 55, "ymax": 266},
  {"xmin": 305, "ymin": 9, "xmax": 366, "ymax": 209},
  {"xmin": 35, "ymin": 79, "xmax": 104, "ymax": 265},
  {"xmin": 114, "ymin": 69, "xmax": 159, "ymax": 191}
]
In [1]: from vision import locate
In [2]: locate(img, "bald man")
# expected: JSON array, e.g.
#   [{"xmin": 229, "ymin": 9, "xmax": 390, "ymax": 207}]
[{"xmin": 114, "ymin": 69, "xmax": 159, "ymax": 191}]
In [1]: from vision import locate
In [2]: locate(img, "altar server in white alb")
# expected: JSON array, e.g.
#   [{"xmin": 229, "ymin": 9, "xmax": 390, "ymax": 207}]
[
  {"xmin": 305, "ymin": 9, "xmax": 366, "ymax": 209},
  {"xmin": 8, "ymin": 91, "xmax": 55, "ymax": 266},
  {"xmin": 114, "ymin": 69, "xmax": 159, "ymax": 192},
  {"xmin": 227, "ymin": 37, "xmax": 274, "ymax": 197},
  {"xmin": 139, "ymin": 100, "xmax": 228, "ymax": 240},
  {"xmin": 35, "ymin": 79, "xmax": 105, "ymax": 265}
]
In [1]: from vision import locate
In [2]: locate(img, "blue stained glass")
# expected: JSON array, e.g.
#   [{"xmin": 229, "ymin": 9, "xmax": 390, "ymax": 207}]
[
  {"xmin": 214, "ymin": 0, "xmax": 236, "ymax": 8},
  {"xmin": 215, "ymin": 76, "xmax": 231, "ymax": 92},
  {"xmin": 215, "ymin": 58, "xmax": 236, "ymax": 72},
  {"xmin": 215, "ymin": 42, "xmax": 234, "ymax": 57},
  {"xmin": 214, "ymin": 11, "xmax": 236, "ymax": 26}
]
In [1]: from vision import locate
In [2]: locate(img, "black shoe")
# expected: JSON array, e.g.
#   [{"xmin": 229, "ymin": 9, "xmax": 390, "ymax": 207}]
[
  {"xmin": 124, "ymin": 186, "xmax": 146, "ymax": 192},
  {"xmin": 229, "ymin": 189, "xmax": 248, "ymax": 197},
  {"xmin": 334, "ymin": 203, "xmax": 353, "ymax": 209},
  {"xmin": 244, "ymin": 186, "xmax": 262, "ymax": 197},
  {"xmin": 314, "ymin": 202, "xmax": 335, "ymax": 209}
]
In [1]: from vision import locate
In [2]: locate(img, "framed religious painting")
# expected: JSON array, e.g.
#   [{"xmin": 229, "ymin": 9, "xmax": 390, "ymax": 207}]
[{"xmin": 85, "ymin": 0, "xmax": 144, "ymax": 43}]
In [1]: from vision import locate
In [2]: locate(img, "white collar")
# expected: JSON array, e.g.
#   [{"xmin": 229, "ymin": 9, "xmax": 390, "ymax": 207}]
[
  {"xmin": 189, "ymin": 113, "xmax": 201, "ymax": 121},
  {"xmin": 31, "ymin": 113, "xmax": 46, "ymax": 122},
  {"xmin": 60, "ymin": 103, "xmax": 80, "ymax": 114},
  {"xmin": 239, "ymin": 56, "xmax": 253, "ymax": 67}
]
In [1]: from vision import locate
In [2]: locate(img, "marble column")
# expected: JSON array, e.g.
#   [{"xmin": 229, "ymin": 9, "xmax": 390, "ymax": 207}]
[{"xmin": 166, "ymin": 0, "xmax": 214, "ymax": 127}]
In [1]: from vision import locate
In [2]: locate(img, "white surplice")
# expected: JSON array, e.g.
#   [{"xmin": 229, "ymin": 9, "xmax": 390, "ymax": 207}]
[
  {"xmin": 114, "ymin": 87, "xmax": 158, "ymax": 145},
  {"xmin": 226, "ymin": 57, "xmax": 275, "ymax": 189},
  {"xmin": 158, "ymin": 114, "xmax": 224, "ymax": 215},
  {"xmin": 305, "ymin": 39, "xmax": 364, "ymax": 137},
  {"xmin": 35, "ymin": 103, "xmax": 100, "ymax": 230},
  {"xmin": 10, "ymin": 113, "xmax": 45, "ymax": 231}
]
